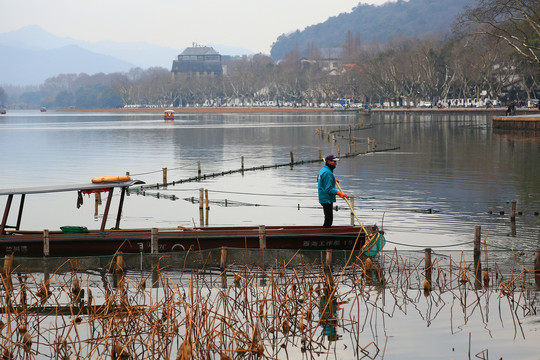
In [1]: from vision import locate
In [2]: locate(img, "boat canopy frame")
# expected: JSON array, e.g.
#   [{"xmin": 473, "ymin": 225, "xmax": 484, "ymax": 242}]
[{"xmin": 0, "ymin": 180, "xmax": 144, "ymax": 235}]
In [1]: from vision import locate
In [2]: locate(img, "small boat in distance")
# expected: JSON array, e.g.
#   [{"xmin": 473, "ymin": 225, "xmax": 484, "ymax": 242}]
[
  {"xmin": 40, "ymin": 106, "xmax": 47, "ymax": 112},
  {"xmin": 0, "ymin": 109, "xmax": 6, "ymax": 114},
  {"xmin": 164, "ymin": 109, "xmax": 174, "ymax": 120},
  {"xmin": 0, "ymin": 179, "xmax": 385, "ymax": 257}
]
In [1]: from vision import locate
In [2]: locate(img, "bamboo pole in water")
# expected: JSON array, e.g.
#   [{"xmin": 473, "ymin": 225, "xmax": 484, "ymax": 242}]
[
  {"xmin": 349, "ymin": 196, "xmax": 355, "ymax": 226},
  {"xmin": 43, "ymin": 229, "xmax": 49, "ymax": 257},
  {"xmin": 474, "ymin": 226, "xmax": 482, "ymax": 289},
  {"xmin": 534, "ymin": 249, "xmax": 540, "ymax": 291},
  {"xmin": 326, "ymin": 249, "xmax": 332, "ymax": 267},
  {"xmin": 151, "ymin": 228, "xmax": 158, "ymax": 254},
  {"xmin": 94, "ymin": 193, "xmax": 99, "ymax": 216},
  {"xmin": 163, "ymin": 168, "xmax": 167, "ymax": 188},
  {"xmin": 425, "ymin": 248, "xmax": 432, "ymax": 290},
  {"xmin": 199, "ymin": 188, "xmax": 205, "ymax": 226},
  {"xmin": 220, "ymin": 247, "xmax": 227, "ymax": 270},
  {"xmin": 205, "ymin": 189, "xmax": 209, "ymax": 226},
  {"xmin": 115, "ymin": 252, "xmax": 124, "ymax": 274}
]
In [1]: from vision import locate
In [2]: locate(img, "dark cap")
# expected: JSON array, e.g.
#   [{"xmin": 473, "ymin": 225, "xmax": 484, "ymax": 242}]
[{"xmin": 325, "ymin": 154, "xmax": 339, "ymax": 162}]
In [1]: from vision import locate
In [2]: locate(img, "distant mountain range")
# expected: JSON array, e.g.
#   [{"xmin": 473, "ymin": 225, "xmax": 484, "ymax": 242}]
[
  {"xmin": 2, "ymin": 0, "xmax": 471, "ymax": 86},
  {"xmin": 0, "ymin": 26, "xmax": 254, "ymax": 86},
  {"xmin": 270, "ymin": 0, "xmax": 470, "ymax": 60}
]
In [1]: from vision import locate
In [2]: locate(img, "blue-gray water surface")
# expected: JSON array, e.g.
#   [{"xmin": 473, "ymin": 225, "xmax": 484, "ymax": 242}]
[{"xmin": 1, "ymin": 110, "xmax": 538, "ymax": 254}]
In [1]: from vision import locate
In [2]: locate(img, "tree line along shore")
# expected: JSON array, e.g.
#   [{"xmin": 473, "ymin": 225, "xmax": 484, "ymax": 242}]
[{"xmin": 57, "ymin": 106, "xmax": 540, "ymax": 114}]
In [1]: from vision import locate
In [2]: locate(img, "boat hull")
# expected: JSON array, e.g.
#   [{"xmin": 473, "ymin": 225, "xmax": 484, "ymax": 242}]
[{"xmin": 0, "ymin": 225, "xmax": 376, "ymax": 257}]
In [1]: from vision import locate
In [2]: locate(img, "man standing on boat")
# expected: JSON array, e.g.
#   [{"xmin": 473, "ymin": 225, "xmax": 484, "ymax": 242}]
[{"xmin": 318, "ymin": 154, "xmax": 348, "ymax": 228}]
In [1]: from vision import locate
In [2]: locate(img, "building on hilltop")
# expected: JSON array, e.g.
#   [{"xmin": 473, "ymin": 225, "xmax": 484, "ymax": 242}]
[
  {"xmin": 318, "ymin": 48, "xmax": 342, "ymax": 73},
  {"xmin": 171, "ymin": 45, "xmax": 224, "ymax": 78},
  {"xmin": 299, "ymin": 47, "xmax": 343, "ymax": 74}
]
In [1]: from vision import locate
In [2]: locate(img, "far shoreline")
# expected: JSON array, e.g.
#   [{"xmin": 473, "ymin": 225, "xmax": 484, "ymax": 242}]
[
  {"xmin": 55, "ymin": 106, "xmax": 540, "ymax": 115},
  {"xmin": 57, "ymin": 107, "xmax": 334, "ymax": 114}
]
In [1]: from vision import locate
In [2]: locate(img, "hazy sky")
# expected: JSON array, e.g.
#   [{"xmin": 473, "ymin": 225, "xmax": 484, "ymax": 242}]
[{"xmin": 2, "ymin": 0, "xmax": 391, "ymax": 53}]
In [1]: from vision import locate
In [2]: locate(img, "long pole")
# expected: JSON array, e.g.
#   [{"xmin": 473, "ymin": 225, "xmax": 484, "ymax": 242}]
[
  {"xmin": 336, "ymin": 182, "xmax": 367, "ymax": 234},
  {"xmin": 336, "ymin": 182, "xmax": 380, "ymax": 254}
]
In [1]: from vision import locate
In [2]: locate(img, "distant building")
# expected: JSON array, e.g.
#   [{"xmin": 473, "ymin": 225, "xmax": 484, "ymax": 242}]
[
  {"xmin": 318, "ymin": 48, "xmax": 342, "ymax": 72},
  {"xmin": 299, "ymin": 48, "xmax": 344, "ymax": 74},
  {"xmin": 171, "ymin": 45, "xmax": 223, "ymax": 78}
]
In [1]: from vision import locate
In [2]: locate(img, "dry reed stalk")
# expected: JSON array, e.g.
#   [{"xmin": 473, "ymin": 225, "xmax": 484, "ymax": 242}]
[{"xmin": 0, "ymin": 247, "xmax": 536, "ymax": 359}]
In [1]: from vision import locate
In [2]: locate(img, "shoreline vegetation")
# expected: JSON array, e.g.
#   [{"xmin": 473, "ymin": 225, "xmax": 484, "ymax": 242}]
[{"xmin": 56, "ymin": 106, "xmax": 540, "ymax": 114}]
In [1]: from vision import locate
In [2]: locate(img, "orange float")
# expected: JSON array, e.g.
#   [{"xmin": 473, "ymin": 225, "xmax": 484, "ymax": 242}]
[{"xmin": 91, "ymin": 175, "xmax": 131, "ymax": 183}]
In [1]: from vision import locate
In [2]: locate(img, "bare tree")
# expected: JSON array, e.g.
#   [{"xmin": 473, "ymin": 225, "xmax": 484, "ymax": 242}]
[
  {"xmin": 111, "ymin": 74, "xmax": 135, "ymax": 105},
  {"xmin": 457, "ymin": 0, "xmax": 540, "ymax": 67},
  {"xmin": 517, "ymin": 58, "xmax": 540, "ymax": 99}
]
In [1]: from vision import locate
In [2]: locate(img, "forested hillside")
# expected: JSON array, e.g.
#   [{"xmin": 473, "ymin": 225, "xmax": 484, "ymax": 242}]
[{"xmin": 270, "ymin": 0, "xmax": 470, "ymax": 60}]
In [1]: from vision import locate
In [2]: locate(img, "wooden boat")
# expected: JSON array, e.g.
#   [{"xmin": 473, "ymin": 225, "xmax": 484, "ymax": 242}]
[
  {"xmin": 164, "ymin": 109, "xmax": 174, "ymax": 120},
  {"xmin": 0, "ymin": 180, "xmax": 385, "ymax": 257}
]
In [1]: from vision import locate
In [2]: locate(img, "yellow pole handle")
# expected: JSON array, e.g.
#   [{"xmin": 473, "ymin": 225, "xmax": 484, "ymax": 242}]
[
  {"xmin": 336, "ymin": 181, "xmax": 379, "ymax": 253},
  {"xmin": 336, "ymin": 181, "xmax": 366, "ymax": 233}
]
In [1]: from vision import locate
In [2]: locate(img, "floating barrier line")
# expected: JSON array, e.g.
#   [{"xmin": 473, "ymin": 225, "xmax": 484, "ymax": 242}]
[
  {"xmin": 133, "ymin": 187, "xmax": 378, "ymax": 200},
  {"xmin": 130, "ymin": 162, "xmax": 194, "ymax": 176},
  {"xmin": 173, "ymin": 189, "xmax": 314, "ymax": 197},
  {"xmin": 129, "ymin": 189, "xmax": 539, "ymax": 222},
  {"xmin": 129, "ymin": 189, "xmax": 538, "ymax": 219},
  {"xmin": 132, "ymin": 149, "xmax": 399, "ymax": 192},
  {"xmin": 129, "ymin": 187, "xmax": 537, "ymax": 209},
  {"xmin": 130, "ymin": 154, "xmax": 285, "ymax": 177},
  {"xmin": 328, "ymin": 125, "xmax": 374, "ymax": 134}
]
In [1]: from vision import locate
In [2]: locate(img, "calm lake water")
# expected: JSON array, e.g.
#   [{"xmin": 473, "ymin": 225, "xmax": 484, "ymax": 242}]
[
  {"xmin": 0, "ymin": 109, "xmax": 539, "ymax": 359},
  {"xmin": 1, "ymin": 110, "xmax": 538, "ymax": 252}
]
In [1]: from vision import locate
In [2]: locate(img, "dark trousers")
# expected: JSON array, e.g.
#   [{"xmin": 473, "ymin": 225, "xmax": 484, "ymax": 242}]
[{"xmin": 322, "ymin": 203, "xmax": 333, "ymax": 228}]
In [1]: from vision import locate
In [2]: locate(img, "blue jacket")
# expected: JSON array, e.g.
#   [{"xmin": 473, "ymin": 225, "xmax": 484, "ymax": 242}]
[{"xmin": 318, "ymin": 164, "xmax": 337, "ymax": 204}]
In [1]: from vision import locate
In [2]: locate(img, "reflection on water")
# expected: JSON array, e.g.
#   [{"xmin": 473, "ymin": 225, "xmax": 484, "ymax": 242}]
[{"xmin": 320, "ymin": 266, "xmax": 340, "ymax": 341}]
